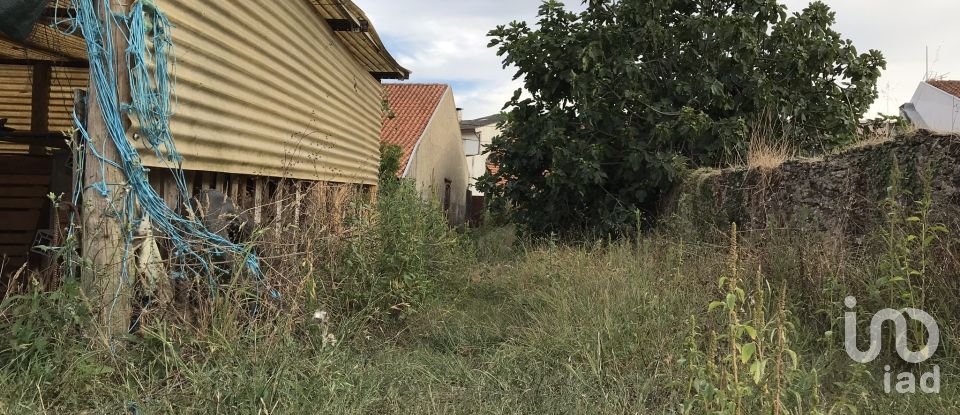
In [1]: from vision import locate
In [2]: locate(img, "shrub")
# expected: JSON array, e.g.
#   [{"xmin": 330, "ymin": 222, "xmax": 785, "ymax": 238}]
[
  {"xmin": 480, "ymin": 0, "xmax": 885, "ymax": 235},
  {"xmin": 356, "ymin": 179, "xmax": 462, "ymax": 317}
]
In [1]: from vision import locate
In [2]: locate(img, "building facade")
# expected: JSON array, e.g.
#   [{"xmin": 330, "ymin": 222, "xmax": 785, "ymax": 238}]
[
  {"xmin": 460, "ymin": 114, "xmax": 503, "ymax": 196},
  {"xmin": 901, "ymin": 80, "xmax": 960, "ymax": 133},
  {"xmin": 382, "ymin": 84, "xmax": 469, "ymax": 224}
]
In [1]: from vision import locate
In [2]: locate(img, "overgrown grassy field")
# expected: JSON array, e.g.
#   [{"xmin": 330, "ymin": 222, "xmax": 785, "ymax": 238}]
[{"xmin": 1, "ymin": 182, "xmax": 959, "ymax": 414}]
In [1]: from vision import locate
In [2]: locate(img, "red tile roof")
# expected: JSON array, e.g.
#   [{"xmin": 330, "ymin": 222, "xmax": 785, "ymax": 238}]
[
  {"xmin": 381, "ymin": 84, "xmax": 449, "ymax": 176},
  {"xmin": 928, "ymin": 80, "xmax": 960, "ymax": 99}
]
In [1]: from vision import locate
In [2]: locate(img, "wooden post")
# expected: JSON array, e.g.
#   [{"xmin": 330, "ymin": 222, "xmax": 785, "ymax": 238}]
[
  {"xmin": 82, "ymin": 0, "xmax": 132, "ymax": 341},
  {"xmin": 275, "ymin": 181, "xmax": 283, "ymax": 231},
  {"xmin": 294, "ymin": 181, "xmax": 303, "ymax": 227},
  {"xmin": 186, "ymin": 171, "xmax": 196, "ymax": 196},
  {"xmin": 70, "ymin": 89, "xmax": 86, "ymax": 218},
  {"xmin": 229, "ymin": 174, "xmax": 240, "ymax": 202},
  {"xmin": 162, "ymin": 173, "xmax": 179, "ymax": 211},
  {"xmin": 368, "ymin": 184, "xmax": 378, "ymax": 204},
  {"xmin": 215, "ymin": 172, "xmax": 226, "ymax": 192},
  {"xmin": 253, "ymin": 177, "xmax": 264, "ymax": 225},
  {"xmin": 30, "ymin": 64, "xmax": 52, "ymax": 155},
  {"xmin": 200, "ymin": 172, "xmax": 211, "ymax": 190}
]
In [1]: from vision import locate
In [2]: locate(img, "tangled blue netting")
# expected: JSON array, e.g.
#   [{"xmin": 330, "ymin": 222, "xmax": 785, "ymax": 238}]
[{"xmin": 58, "ymin": 0, "xmax": 279, "ymax": 307}]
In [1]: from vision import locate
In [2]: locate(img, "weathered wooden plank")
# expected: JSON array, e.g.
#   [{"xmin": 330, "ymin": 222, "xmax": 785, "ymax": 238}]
[
  {"xmin": 0, "ymin": 174, "xmax": 51, "ymax": 185},
  {"xmin": 1, "ymin": 186, "xmax": 50, "ymax": 198},
  {"xmin": 0, "ymin": 232, "xmax": 36, "ymax": 245},
  {"xmin": 0, "ymin": 244, "xmax": 30, "ymax": 255},
  {"xmin": 163, "ymin": 174, "xmax": 179, "ymax": 210},
  {"xmin": 0, "ymin": 198, "xmax": 45, "ymax": 210},
  {"xmin": 0, "ymin": 211, "xmax": 41, "ymax": 230},
  {"xmin": 31, "ymin": 64, "xmax": 52, "ymax": 133},
  {"xmin": 0, "ymin": 155, "xmax": 52, "ymax": 175},
  {"xmin": 185, "ymin": 171, "xmax": 196, "ymax": 198}
]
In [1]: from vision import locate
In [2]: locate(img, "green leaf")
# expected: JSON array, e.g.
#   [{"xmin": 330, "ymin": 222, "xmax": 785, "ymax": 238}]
[
  {"xmin": 750, "ymin": 359, "xmax": 766, "ymax": 384},
  {"xmin": 786, "ymin": 349, "xmax": 799, "ymax": 369},
  {"xmin": 709, "ymin": 301, "xmax": 724, "ymax": 311},
  {"xmin": 740, "ymin": 342, "xmax": 757, "ymax": 364}
]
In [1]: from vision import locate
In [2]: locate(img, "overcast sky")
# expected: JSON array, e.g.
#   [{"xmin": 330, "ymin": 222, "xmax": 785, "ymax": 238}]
[{"xmin": 363, "ymin": 0, "xmax": 960, "ymax": 120}]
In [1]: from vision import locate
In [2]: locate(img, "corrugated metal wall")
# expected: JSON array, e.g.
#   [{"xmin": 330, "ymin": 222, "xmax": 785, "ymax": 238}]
[
  {"xmin": 143, "ymin": 0, "xmax": 384, "ymax": 184},
  {"xmin": 49, "ymin": 66, "xmax": 87, "ymax": 132},
  {"xmin": 0, "ymin": 65, "xmax": 33, "ymax": 131},
  {"xmin": 0, "ymin": 64, "xmax": 86, "ymax": 134}
]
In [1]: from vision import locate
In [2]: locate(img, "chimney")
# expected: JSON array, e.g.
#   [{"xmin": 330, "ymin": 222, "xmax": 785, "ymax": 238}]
[{"xmin": 456, "ymin": 107, "xmax": 463, "ymax": 122}]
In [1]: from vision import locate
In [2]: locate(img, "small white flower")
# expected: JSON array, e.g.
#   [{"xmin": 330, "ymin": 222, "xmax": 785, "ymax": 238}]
[{"xmin": 313, "ymin": 309, "xmax": 329, "ymax": 323}]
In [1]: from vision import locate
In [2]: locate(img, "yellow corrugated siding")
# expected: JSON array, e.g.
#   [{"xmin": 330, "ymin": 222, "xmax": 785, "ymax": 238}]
[{"xmin": 138, "ymin": 0, "xmax": 383, "ymax": 184}]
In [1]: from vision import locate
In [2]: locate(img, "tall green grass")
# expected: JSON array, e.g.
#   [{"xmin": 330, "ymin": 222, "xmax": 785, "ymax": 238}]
[{"xmin": 2, "ymin": 178, "xmax": 960, "ymax": 413}]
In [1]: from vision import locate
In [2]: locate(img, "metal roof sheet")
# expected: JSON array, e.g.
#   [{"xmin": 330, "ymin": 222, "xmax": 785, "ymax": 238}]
[{"xmin": 0, "ymin": 0, "xmax": 409, "ymax": 80}]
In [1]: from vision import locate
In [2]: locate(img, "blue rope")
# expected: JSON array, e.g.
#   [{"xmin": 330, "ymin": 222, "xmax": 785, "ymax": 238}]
[{"xmin": 60, "ymin": 0, "xmax": 279, "ymax": 306}]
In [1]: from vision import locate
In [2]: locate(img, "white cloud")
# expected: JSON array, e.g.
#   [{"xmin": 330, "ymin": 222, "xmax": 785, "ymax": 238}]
[
  {"xmin": 362, "ymin": 0, "xmax": 960, "ymax": 119},
  {"xmin": 363, "ymin": 0, "xmax": 581, "ymax": 119}
]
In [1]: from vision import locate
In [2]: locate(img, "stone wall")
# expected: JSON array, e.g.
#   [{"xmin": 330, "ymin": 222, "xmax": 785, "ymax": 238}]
[{"xmin": 671, "ymin": 132, "xmax": 960, "ymax": 238}]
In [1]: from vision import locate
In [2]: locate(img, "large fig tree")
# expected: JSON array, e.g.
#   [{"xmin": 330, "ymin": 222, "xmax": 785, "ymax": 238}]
[{"xmin": 478, "ymin": 0, "xmax": 885, "ymax": 235}]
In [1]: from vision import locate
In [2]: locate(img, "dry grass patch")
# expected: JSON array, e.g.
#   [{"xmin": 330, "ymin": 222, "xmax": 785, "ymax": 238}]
[{"xmin": 746, "ymin": 134, "xmax": 793, "ymax": 171}]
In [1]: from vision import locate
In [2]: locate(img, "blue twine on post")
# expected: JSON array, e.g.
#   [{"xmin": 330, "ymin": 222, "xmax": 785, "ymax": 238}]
[{"xmin": 61, "ymin": 0, "xmax": 280, "ymax": 306}]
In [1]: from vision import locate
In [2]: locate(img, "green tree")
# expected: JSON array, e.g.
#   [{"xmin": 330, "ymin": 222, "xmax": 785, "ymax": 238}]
[
  {"xmin": 478, "ymin": 0, "xmax": 885, "ymax": 235},
  {"xmin": 379, "ymin": 143, "xmax": 403, "ymax": 183}
]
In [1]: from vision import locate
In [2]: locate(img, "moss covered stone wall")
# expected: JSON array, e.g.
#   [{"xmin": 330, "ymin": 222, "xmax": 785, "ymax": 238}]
[{"xmin": 671, "ymin": 133, "xmax": 960, "ymax": 238}]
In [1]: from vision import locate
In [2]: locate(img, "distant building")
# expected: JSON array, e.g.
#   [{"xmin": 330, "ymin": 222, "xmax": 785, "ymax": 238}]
[
  {"xmin": 459, "ymin": 114, "xmax": 504, "ymax": 225},
  {"xmin": 381, "ymin": 84, "xmax": 470, "ymax": 224},
  {"xmin": 460, "ymin": 114, "xmax": 505, "ymax": 196},
  {"xmin": 901, "ymin": 80, "xmax": 960, "ymax": 133}
]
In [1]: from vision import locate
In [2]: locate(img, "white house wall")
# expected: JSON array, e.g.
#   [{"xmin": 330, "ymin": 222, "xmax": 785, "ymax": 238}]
[
  {"xmin": 406, "ymin": 88, "xmax": 470, "ymax": 224},
  {"xmin": 464, "ymin": 123, "xmax": 501, "ymax": 196},
  {"xmin": 910, "ymin": 82, "xmax": 960, "ymax": 133}
]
